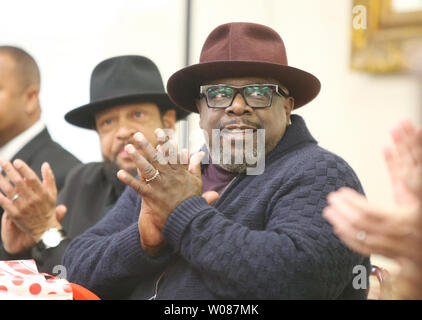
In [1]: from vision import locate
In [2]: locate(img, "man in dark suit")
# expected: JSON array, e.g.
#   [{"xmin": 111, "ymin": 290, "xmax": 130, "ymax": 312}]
[
  {"xmin": 0, "ymin": 55, "xmax": 188, "ymax": 275},
  {"xmin": 0, "ymin": 46, "xmax": 80, "ymax": 190},
  {"xmin": 0, "ymin": 46, "xmax": 81, "ymax": 261}
]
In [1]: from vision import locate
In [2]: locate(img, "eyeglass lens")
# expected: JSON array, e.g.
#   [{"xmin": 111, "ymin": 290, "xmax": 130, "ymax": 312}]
[{"xmin": 206, "ymin": 85, "xmax": 274, "ymax": 108}]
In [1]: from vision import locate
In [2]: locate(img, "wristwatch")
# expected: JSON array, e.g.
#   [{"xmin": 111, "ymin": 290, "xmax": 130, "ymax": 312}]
[{"xmin": 37, "ymin": 228, "xmax": 67, "ymax": 251}]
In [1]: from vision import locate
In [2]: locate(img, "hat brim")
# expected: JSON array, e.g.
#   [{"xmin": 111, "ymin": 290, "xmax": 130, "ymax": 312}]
[
  {"xmin": 65, "ymin": 93, "xmax": 189, "ymax": 129},
  {"xmin": 167, "ymin": 61, "xmax": 321, "ymax": 113}
]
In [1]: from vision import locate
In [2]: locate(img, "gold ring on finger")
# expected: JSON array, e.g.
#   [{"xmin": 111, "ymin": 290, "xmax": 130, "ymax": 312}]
[{"xmin": 145, "ymin": 169, "xmax": 160, "ymax": 183}]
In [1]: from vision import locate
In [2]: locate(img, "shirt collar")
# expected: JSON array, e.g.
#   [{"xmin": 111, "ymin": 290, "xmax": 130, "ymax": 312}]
[
  {"xmin": 271, "ymin": 114, "xmax": 317, "ymax": 153},
  {"xmin": 0, "ymin": 120, "xmax": 46, "ymax": 161}
]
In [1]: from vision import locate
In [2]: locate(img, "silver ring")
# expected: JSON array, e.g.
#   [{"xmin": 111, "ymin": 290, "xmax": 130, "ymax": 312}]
[
  {"xmin": 356, "ymin": 230, "xmax": 366, "ymax": 242},
  {"xmin": 11, "ymin": 194, "xmax": 19, "ymax": 202},
  {"xmin": 145, "ymin": 169, "xmax": 160, "ymax": 183}
]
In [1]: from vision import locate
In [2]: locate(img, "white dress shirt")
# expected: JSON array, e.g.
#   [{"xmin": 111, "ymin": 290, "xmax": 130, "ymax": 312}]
[{"xmin": 0, "ymin": 120, "xmax": 46, "ymax": 162}]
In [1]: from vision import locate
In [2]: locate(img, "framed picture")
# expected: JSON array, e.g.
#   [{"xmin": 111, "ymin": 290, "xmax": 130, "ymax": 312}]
[{"xmin": 351, "ymin": 0, "xmax": 422, "ymax": 73}]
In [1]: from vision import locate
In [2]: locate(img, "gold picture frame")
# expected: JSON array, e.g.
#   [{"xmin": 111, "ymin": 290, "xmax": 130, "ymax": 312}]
[{"xmin": 351, "ymin": 0, "xmax": 422, "ymax": 74}]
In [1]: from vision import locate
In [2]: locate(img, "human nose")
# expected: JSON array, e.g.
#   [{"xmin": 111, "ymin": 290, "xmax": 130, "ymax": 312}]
[
  {"xmin": 225, "ymin": 93, "xmax": 253, "ymax": 116},
  {"xmin": 115, "ymin": 119, "xmax": 137, "ymax": 140}
]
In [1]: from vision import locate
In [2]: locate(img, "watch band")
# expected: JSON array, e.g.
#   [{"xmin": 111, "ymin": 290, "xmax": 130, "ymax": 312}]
[{"xmin": 36, "ymin": 228, "xmax": 67, "ymax": 251}]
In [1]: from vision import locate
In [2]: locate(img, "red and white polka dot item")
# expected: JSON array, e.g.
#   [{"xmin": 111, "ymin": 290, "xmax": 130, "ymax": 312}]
[{"xmin": 0, "ymin": 260, "xmax": 73, "ymax": 300}]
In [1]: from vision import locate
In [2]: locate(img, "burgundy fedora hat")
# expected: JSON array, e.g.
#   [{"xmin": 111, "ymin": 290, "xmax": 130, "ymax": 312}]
[{"xmin": 167, "ymin": 22, "xmax": 321, "ymax": 113}]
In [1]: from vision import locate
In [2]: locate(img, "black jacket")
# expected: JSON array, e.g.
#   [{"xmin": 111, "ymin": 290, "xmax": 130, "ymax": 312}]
[
  {"xmin": 10, "ymin": 128, "xmax": 81, "ymax": 191},
  {"xmin": 25, "ymin": 162, "xmax": 125, "ymax": 274}
]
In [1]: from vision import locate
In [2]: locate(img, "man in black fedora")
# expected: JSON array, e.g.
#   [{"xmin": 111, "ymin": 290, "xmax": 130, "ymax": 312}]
[
  {"xmin": 64, "ymin": 23, "xmax": 369, "ymax": 299},
  {"xmin": 0, "ymin": 55, "xmax": 188, "ymax": 274}
]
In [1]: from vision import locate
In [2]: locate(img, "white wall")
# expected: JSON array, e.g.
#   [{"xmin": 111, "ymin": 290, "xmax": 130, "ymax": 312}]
[{"xmin": 0, "ymin": 0, "xmax": 186, "ymax": 163}]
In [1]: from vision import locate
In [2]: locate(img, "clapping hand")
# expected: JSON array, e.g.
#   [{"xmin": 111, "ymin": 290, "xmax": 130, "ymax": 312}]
[{"xmin": 117, "ymin": 129, "xmax": 218, "ymax": 255}]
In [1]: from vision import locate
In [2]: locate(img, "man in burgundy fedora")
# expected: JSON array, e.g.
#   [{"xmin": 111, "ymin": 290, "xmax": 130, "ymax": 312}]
[{"xmin": 64, "ymin": 23, "xmax": 370, "ymax": 299}]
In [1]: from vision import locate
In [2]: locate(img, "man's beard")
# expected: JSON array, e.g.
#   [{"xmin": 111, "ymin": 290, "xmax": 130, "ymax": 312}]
[
  {"xmin": 108, "ymin": 139, "xmax": 138, "ymax": 176},
  {"xmin": 103, "ymin": 153, "xmax": 137, "ymax": 177},
  {"xmin": 217, "ymin": 148, "xmax": 261, "ymax": 174}
]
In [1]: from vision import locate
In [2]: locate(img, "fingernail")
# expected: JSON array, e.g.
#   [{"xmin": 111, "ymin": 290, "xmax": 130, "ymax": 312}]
[
  {"xmin": 157, "ymin": 130, "xmax": 166, "ymax": 141},
  {"xmin": 13, "ymin": 159, "xmax": 22, "ymax": 169},
  {"xmin": 117, "ymin": 170, "xmax": 126, "ymax": 179},
  {"xmin": 134, "ymin": 132, "xmax": 144, "ymax": 142},
  {"xmin": 125, "ymin": 144, "xmax": 135, "ymax": 154}
]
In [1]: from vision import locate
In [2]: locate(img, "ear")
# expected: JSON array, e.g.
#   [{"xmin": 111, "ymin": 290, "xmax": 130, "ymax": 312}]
[
  {"xmin": 195, "ymin": 99, "xmax": 205, "ymax": 130},
  {"xmin": 195, "ymin": 99, "xmax": 202, "ymax": 113},
  {"xmin": 162, "ymin": 109, "xmax": 176, "ymax": 129},
  {"xmin": 23, "ymin": 84, "xmax": 40, "ymax": 116},
  {"xmin": 284, "ymin": 97, "xmax": 294, "ymax": 121}
]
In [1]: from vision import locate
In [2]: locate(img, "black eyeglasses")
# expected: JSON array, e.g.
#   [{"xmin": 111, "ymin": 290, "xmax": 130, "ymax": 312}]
[{"xmin": 199, "ymin": 84, "xmax": 288, "ymax": 109}]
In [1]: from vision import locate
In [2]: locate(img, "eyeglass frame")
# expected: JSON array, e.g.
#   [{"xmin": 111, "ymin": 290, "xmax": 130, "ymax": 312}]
[{"xmin": 199, "ymin": 83, "xmax": 289, "ymax": 109}]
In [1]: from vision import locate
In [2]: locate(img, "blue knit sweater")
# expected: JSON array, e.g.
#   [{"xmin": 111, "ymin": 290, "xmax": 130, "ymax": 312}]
[{"xmin": 63, "ymin": 115, "xmax": 370, "ymax": 299}]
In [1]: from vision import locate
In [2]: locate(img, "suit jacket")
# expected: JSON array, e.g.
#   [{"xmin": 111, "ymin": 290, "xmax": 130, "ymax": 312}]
[
  {"xmin": 11, "ymin": 128, "xmax": 81, "ymax": 191},
  {"xmin": 57, "ymin": 161, "xmax": 126, "ymax": 239},
  {"xmin": 0, "ymin": 128, "xmax": 81, "ymax": 260}
]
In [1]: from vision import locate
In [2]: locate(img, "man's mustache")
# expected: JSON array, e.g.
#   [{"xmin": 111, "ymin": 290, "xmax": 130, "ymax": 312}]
[
  {"xmin": 113, "ymin": 137, "xmax": 137, "ymax": 159},
  {"xmin": 218, "ymin": 119, "xmax": 262, "ymax": 130}
]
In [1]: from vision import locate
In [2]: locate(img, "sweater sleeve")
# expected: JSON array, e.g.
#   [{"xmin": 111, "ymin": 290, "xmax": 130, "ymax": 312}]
[
  {"xmin": 162, "ymin": 154, "xmax": 368, "ymax": 299},
  {"xmin": 62, "ymin": 186, "xmax": 173, "ymax": 299}
]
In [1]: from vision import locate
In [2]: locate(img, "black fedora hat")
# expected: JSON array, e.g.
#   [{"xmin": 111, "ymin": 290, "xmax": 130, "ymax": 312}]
[{"xmin": 65, "ymin": 55, "xmax": 189, "ymax": 129}]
